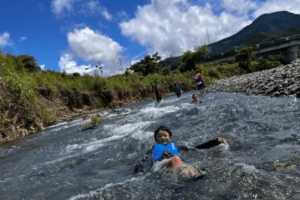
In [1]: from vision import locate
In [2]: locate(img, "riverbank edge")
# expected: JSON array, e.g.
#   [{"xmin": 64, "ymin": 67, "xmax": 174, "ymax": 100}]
[{"xmin": 0, "ymin": 83, "xmax": 188, "ymax": 143}]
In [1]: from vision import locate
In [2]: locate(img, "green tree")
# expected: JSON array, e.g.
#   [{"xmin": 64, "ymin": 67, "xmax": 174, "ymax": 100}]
[
  {"xmin": 251, "ymin": 56, "xmax": 280, "ymax": 72},
  {"xmin": 130, "ymin": 52, "xmax": 163, "ymax": 76},
  {"xmin": 178, "ymin": 45, "xmax": 207, "ymax": 72},
  {"xmin": 235, "ymin": 45, "xmax": 256, "ymax": 72},
  {"xmin": 160, "ymin": 67, "xmax": 171, "ymax": 76}
]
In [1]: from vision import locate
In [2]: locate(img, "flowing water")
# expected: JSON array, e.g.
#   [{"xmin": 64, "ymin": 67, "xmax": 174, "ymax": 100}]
[{"xmin": 1, "ymin": 91, "xmax": 300, "ymax": 200}]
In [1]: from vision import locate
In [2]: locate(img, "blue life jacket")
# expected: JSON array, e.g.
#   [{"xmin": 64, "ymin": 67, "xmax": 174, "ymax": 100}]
[
  {"xmin": 152, "ymin": 142, "xmax": 179, "ymax": 160},
  {"xmin": 174, "ymin": 85, "xmax": 181, "ymax": 93}
]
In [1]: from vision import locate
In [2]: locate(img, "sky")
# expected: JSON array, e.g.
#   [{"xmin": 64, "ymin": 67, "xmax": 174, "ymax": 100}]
[{"xmin": 1, "ymin": 0, "xmax": 300, "ymax": 76}]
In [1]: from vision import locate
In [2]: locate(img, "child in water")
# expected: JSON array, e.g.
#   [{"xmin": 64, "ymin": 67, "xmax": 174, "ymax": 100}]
[
  {"xmin": 192, "ymin": 94, "xmax": 202, "ymax": 103},
  {"xmin": 134, "ymin": 126, "xmax": 227, "ymax": 173}
]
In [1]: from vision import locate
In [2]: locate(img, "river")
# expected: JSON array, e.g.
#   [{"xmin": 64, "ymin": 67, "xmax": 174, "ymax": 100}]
[{"xmin": 1, "ymin": 91, "xmax": 300, "ymax": 200}]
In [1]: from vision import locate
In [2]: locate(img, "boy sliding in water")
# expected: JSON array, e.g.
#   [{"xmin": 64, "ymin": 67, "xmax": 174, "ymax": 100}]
[{"xmin": 134, "ymin": 126, "xmax": 227, "ymax": 173}]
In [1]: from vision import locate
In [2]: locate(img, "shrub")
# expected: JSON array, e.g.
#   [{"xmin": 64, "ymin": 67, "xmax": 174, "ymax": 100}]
[{"xmin": 73, "ymin": 72, "xmax": 80, "ymax": 77}]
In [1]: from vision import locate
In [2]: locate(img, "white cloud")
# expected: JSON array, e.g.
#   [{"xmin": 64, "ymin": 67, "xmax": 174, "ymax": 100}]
[
  {"xmin": 59, "ymin": 53, "xmax": 93, "ymax": 74},
  {"xmin": 51, "ymin": 0, "xmax": 112, "ymax": 20},
  {"xmin": 20, "ymin": 36, "xmax": 27, "ymax": 42},
  {"xmin": 102, "ymin": 10, "xmax": 112, "ymax": 21},
  {"xmin": 58, "ymin": 53, "xmax": 120, "ymax": 76},
  {"xmin": 62, "ymin": 27, "xmax": 125, "ymax": 76},
  {"xmin": 119, "ymin": 0, "xmax": 251, "ymax": 58},
  {"xmin": 51, "ymin": 0, "xmax": 77, "ymax": 17},
  {"xmin": 67, "ymin": 27, "xmax": 125, "ymax": 62},
  {"xmin": 40, "ymin": 64, "xmax": 45, "ymax": 70},
  {"xmin": 252, "ymin": 0, "xmax": 300, "ymax": 18},
  {"xmin": 222, "ymin": 0, "xmax": 257, "ymax": 15},
  {"xmin": 0, "ymin": 32, "xmax": 14, "ymax": 47},
  {"xmin": 117, "ymin": 10, "xmax": 130, "ymax": 21}
]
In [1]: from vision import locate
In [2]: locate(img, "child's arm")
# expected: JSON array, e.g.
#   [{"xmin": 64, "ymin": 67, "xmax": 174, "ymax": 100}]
[
  {"xmin": 195, "ymin": 137, "xmax": 227, "ymax": 149},
  {"xmin": 177, "ymin": 145, "xmax": 194, "ymax": 151}
]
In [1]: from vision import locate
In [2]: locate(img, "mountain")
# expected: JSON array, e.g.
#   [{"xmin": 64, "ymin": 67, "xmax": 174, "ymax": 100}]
[{"xmin": 208, "ymin": 11, "xmax": 300, "ymax": 55}]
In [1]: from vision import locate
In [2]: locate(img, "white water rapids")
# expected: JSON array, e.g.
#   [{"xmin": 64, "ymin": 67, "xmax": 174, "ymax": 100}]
[{"xmin": 0, "ymin": 91, "xmax": 300, "ymax": 200}]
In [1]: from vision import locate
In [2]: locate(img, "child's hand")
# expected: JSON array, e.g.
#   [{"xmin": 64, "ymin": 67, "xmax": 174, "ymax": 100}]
[{"xmin": 218, "ymin": 137, "xmax": 227, "ymax": 144}]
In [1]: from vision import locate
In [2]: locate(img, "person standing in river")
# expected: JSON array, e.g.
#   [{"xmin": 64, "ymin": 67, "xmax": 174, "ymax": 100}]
[
  {"xmin": 173, "ymin": 83, "xmax": 182, "ymax": 98},
  {"xmin": 155, "ymin": 83, "xmax": 162, "ymax": 102},
  {"xmin": 193, "ymin": 69, "xmax": 205, "ymax": 94}
]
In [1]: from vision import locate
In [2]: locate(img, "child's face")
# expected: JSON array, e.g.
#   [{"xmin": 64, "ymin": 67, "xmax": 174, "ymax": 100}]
[{"xmin": 155, "ymin": 130, "xmax": 171, "ymax": 144}]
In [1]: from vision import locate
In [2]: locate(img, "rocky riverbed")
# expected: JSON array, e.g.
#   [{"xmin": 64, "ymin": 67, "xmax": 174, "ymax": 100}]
[{"xmin": 206, "ymin": 58, "xmax": 300, "ymax": 98}]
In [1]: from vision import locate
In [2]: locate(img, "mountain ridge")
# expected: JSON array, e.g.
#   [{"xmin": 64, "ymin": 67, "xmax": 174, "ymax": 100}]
[
  {"xmin": 162, "ymin": 11, "xmax": 300, "ymax": 68},
  {"xmin": 208, "ymin": 11, "xmax": 300, "ymax": 55}
]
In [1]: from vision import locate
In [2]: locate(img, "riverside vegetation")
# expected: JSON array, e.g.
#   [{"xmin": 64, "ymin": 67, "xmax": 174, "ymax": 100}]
[{"xmin": 0, "ymin": 46, "xmax": 283, "ymax": 143}]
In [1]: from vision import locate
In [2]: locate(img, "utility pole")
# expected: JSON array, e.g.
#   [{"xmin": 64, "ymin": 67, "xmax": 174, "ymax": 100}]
[
  {"xmin": 206, "ymin": 29, "xmax": 211, "ymax": 45},
  {"xmin": 112, "ymin": 60, "xmax": 116, "ymax": 75},
  {"xmin": 276, "ymin": 12, "xmax": 280, "ymax": 37},
  {"xmin": 119, "ymin": 58, "xmax": 124, "ymax": 73},
  {"xmin": 98, "ymin": 61, "xmax": 103, "ymax": 76},
  {"xmin": 206, "ymin": 29, "xmax": 212, "ymax": 54}
]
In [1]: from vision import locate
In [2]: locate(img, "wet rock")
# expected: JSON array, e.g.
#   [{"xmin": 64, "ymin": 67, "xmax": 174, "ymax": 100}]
[{"xmin": 274, "ymin": 163, "xmax": 296, "ymax": 172}]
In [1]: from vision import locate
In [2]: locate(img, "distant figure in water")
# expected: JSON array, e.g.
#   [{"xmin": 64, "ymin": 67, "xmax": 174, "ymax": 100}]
[
  {"xmin": 173, "ymin": 83, "xmax": 182, "ymax": 98},
  {"xmin": 134, "ymin": 126, "xmax": 227, "ymax": 178},
  {"xmin": 193, "ymin": 69, "xmax": 205, "ymax": 94},
  {"xmin": 155, "ymin": 84, "xmax": 162, "ymax": 102},
  {"xmin": 192, "ymin": 94, "xmax": 202, "ymax": 103}
]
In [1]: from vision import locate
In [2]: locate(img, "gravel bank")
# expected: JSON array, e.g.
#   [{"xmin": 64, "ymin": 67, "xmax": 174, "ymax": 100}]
[{"xmin": 206, "ymin": 58, "xmax": 300, "ymax": 98}]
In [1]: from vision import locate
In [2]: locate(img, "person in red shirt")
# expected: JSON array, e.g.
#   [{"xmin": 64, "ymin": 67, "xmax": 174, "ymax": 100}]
[
  {"xmin": 193, "ymin": 69, "xmax": 205, "ymax": 94},
  {"xmin": 192, "ymin": 94, "xmax": 202, "ymax": 103},
  {"xmin": 155, "ymin": 83, "xmax": 162, "ymax": 102}
]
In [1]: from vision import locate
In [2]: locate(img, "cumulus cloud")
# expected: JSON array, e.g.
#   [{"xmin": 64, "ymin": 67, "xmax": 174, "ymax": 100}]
[
  {"xmin": 62, "ymin": 27, "xmax": 125, "ymax": 75},
  {"xmin": 222, "ymin": 0, "xmax": 257, "ymax": 15},
  {"xmin": 119, "ymin": 0, "xmax": 251, "ymax": 58},
  {"xmin": 252, "ymin": 0, "xmax": 300, "ymax": 18},
  {"xmin": 59, "ymin": 53, "xmax": 93, "ymax": 74},
  {"xmin": 0, "ymin": 32, "xmax": 14, "ymax": 47},
  {"xmin": 40, "ymin": 64, "xmax": 45, "ymax": 70},
  {"xmin": 58, "ymin": 53, "xmax": 120, "ymax": 76},
  {"xmin": 51, "ymin": 0, "xmax": 112, "ymax": 20},
  {"xmin": 67, "ymin": 27, "xmax": 125, "ymax": 62},
  {"xmin": 20, "ymin": 36, "xmax": 27, "ymax": 42}
]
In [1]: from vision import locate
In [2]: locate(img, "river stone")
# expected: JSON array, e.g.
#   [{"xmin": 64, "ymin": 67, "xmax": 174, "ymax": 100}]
[{"xmin": 274, "ymin": 164, "xmax": 296, "ymax": 172}]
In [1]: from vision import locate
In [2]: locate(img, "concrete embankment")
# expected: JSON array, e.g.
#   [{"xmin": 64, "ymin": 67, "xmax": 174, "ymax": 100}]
[{"xmin": 206, "ymin": 58, "xmax": 300, "ymax": 98}]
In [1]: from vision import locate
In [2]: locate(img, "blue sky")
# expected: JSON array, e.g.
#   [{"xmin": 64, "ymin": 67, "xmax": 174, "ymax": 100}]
[{"xmin": 1, "ymin": 0, "xmax": 300, "ymax": 76}]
